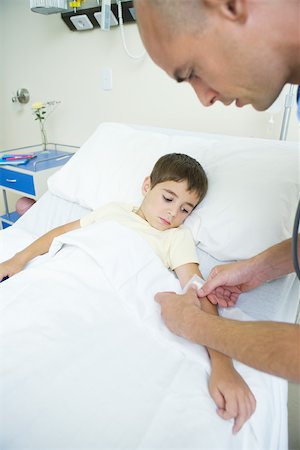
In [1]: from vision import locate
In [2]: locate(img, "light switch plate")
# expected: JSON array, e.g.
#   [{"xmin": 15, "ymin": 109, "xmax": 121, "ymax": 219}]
[
  {"xmin": 101, "ymin": 67, "xmax": 113, "ymax": 91},
  {"xmin": 70, "ymin": 14, "xmax": 93, "ymax": 30}
]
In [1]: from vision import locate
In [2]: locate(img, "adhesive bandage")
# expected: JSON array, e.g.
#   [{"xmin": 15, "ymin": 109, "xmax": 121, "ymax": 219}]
[{"xmin": 182, "ymin": 274, "xmax": 205, "ymax": 294}]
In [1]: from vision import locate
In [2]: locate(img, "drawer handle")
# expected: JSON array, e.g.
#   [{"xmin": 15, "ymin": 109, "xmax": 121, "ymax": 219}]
[{"xmin": 6, "ymin": 179, "xmax": 17, "ymax": 183}]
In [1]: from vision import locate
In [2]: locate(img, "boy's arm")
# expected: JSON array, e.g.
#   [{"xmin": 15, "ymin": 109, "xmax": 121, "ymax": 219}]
[
  {"xmin": 175, "ymin": 262, "xmax": 222, "ymax": 316},
  {"xmin": 175, "ymin": 263, "xmax": 256, "ymax": 434},
  {"xmin": 0, "ymin": 219, "xmax": 80, "ymax": 280}
]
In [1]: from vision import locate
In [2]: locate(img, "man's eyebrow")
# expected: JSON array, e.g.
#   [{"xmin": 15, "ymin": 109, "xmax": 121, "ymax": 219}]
[{"xmin": 163, "ymin": 189, "xmax": 196, "ymax": 208}]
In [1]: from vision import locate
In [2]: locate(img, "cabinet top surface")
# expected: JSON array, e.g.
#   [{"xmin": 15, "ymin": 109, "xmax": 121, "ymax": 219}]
[{"xmin": 0, "ymin": 149, "xmax": 73, "ymax": 173}]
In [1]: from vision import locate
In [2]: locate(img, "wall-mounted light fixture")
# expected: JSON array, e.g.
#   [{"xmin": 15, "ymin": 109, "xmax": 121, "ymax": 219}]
[
  {"xmin": 12, "ymin": 89, "xmax": 30, "ymax": 104},
  {"xmin": 30, "ymin": 0, "xmax": 136, "ymax": 30},
  {"xmin": 61, "ymin": 1, "xmax": 135, "ymax": 31}
]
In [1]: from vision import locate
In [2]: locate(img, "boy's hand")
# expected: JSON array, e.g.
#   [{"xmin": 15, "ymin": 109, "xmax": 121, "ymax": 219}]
[
  {"xmin": 208, "ymin": 362, "xmax": 256, "ymax": 434},
  {"xmin": 0, "ymin": 256, "xmax": 25, "ymax": 282}
]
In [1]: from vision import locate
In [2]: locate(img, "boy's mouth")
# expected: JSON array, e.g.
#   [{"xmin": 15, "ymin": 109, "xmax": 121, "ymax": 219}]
[{"xmin": 159, "ymin": 217, "xmax": 171, "ymax": 226}]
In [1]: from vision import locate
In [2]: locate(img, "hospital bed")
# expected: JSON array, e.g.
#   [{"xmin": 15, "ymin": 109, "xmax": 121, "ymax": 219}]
[{"xmin": 0, "ymin": 122, "xmax": 299, "ymax": 449}]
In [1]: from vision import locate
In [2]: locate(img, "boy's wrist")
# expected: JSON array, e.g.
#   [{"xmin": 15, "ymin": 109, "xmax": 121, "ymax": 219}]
[{"xmin": 209, "ymin": 350, "xmax": 233, "ymax": 369}]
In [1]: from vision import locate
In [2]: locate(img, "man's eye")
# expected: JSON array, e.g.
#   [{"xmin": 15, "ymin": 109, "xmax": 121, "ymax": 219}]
[
  {"xmin": 188, "ymin": 71, "xmax": 197, "ymax": 81},
  {"xmin": 188, "ymin": 71, "xmax": 201, "ymax": 84}
]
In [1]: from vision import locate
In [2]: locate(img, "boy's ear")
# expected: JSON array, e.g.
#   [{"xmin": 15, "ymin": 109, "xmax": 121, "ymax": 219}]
[{"xmin": 142, "ymin": 176, "xmax": 151, "ymax": 196}]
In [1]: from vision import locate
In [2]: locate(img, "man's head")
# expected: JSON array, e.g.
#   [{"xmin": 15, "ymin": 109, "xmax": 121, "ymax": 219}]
[
  {"xmin": 134, "ymin": 0, "xmax": 298, "ymax": 111},
  {"xmin": 136, "ymin": 153, "xmax": 208, "ymax": 231}
]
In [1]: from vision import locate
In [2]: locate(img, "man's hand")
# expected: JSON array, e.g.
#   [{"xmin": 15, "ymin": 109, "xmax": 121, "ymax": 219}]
[
  {"xmin": 155, "ymin": 287, "xmax": 202, "ymax": 341},
  {"xmin": 198, "ymin": 260, "xmax": 264, "ymax": 307}
]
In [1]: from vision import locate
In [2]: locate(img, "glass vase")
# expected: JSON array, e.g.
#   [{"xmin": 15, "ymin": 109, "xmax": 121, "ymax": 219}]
[{"xmin": 39, "ymin": 120, "xmax": 47, "ymax": 151}]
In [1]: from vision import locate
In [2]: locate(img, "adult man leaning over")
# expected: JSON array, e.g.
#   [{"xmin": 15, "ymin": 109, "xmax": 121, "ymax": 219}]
[{"xmin": 134, "ymin": 0, "xmax": 300, "ymax": 383}]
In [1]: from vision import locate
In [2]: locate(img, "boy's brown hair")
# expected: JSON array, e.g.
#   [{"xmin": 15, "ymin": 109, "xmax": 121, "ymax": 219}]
[{"xmin": 150, "ymin": 153, "xmax": 208, "ymax": 203}]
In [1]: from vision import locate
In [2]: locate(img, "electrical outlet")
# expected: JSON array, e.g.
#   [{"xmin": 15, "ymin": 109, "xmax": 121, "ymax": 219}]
[{"xmin": 70, "ymin": 14, "xmax": 93, "ymax": 30}]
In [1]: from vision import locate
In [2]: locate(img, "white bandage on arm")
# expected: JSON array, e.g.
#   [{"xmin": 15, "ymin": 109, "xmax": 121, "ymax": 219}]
[{"xmin": 182, "ymin": 274, "xmax": 205, "ymax": 294}]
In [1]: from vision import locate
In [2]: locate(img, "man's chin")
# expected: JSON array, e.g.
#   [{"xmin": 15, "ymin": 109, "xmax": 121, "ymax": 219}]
[
  {"xmin": 235, "ymin": 99, "xmax": 269, "ymax": 111},
  {"xmin": 252, "ymin": 93, "xmax": 283, "ymax": 112},
  {"xmin": 252, "ymin": 103, "xmax": 271, "ymax": 112}
]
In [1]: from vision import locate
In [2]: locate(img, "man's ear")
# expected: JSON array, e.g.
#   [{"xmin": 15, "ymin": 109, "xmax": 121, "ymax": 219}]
[
  {"xmin": 204, "ymin": 0, "xmax": 247, "ymax": 22},
  {"xmin": 142, "ymin": 176, "xmax": 151, "ymax": 196}
]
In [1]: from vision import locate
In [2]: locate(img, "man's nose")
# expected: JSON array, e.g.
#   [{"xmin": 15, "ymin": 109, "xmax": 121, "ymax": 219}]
[{"xmin": 192, "ymin": 79, "xmax": 219, "ymax": 107}]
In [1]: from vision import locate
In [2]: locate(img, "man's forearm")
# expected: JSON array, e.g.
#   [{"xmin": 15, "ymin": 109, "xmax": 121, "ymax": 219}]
[
  {"xmin": 252, "ymin": 237, "xmax": 298, "ymax": 283},
  {"xmin": 188, "ymin": 311, "xmax": 300, "ymax": 382}
]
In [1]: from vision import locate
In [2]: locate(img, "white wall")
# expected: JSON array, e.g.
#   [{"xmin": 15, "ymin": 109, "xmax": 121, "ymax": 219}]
[{"xmin": 1, "ymin": 0, "xmax": 299, "ymax": 149}]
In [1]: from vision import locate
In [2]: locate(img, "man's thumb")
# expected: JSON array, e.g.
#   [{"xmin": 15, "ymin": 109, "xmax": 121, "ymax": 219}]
[
  {"xmin": 197, "ymin": 280, "xmax": 215, "ymax": 297},
  {"xmin": 197, "ymin": 285, "xmax": 207, "ymax": 297}
]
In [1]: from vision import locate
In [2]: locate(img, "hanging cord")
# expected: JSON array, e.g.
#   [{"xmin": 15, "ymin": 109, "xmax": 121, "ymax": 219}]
[
  {"xmin": 116, "ymin": 0, "xmax": 146, "ymax": 59},
  {"xmin": 292, "ymin": 199, "xmax": 300, "ymax": 279},
  {"xmin": 279, "ymin": 84, "xmax": 295, "ymax": 140}
]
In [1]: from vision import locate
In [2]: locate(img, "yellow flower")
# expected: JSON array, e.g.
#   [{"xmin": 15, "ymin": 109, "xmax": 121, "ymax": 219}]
[{"xmin": 32, "ymin": 102, "xmax": 44, "ymax": 110}]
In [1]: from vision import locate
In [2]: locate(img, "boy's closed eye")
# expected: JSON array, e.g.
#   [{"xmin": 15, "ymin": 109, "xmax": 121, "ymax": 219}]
[{"xmin": 163, "ymin": 195, "xmax": 173, "ymax": 202}]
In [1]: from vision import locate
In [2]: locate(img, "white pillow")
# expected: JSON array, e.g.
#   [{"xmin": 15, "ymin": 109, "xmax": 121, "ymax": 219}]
[
  {"xmin": 48, "ymin": 122, "xmax": 299, "ymax": 261},
  {"xmin": 48, "ymin": 123, "xmax": 216, "ymax": 209}
]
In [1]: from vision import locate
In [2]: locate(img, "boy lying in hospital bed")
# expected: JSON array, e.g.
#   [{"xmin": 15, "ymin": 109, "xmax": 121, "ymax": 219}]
[{"xmin": 0, "ymin": 153, "xmax": 256, "ymax": 433}]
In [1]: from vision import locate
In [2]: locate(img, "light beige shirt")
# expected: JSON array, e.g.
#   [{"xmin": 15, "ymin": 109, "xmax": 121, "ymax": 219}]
[{"xmin": 80, "ymin": 202, "xmax": 198, "ymax": 270}]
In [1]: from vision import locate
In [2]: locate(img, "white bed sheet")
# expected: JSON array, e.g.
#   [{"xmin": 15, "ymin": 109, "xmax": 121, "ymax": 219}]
[
  {"xmin": 0, "ymin": 206, "xmax": 290, "ymax": 449},
  {"xmin": 0, "ymin": 123, "xmax": 298, "ymax": 449},
  {"xmin": 13, "ymin": 191, "xmax": 300, "ymax": 323}
]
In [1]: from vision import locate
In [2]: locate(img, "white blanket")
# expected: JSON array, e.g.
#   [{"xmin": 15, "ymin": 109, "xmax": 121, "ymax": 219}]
[{"xmin": 0, "ymin": 223, "xmax": 287, "ymax": 449}]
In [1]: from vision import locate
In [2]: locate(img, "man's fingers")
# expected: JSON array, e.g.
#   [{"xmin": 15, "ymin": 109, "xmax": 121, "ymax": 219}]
[
  {"xmin": 198, "ymin": 279, "xmax": 217, "ymax": 298},
  {"xmin": 206, "ymin": 293, "xmax": 218, "ymax": 304}
]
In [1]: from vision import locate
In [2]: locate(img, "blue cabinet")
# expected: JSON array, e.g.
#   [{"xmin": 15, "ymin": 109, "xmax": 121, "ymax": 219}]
[{"xmin": 0, "ymin": 145, "xmax": 78, "ymax": 228}]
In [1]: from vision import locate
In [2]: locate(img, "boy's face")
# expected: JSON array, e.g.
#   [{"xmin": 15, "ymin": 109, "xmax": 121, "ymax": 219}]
[{"xmin": 137, "ymin": 178, "xmax": 200, "ymax": 231}]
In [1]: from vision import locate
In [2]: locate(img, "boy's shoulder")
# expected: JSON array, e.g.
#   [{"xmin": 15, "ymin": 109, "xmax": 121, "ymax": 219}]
[{"xmin": 168, "ymin": 224, "xmax": 194, "ymax": 240}]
